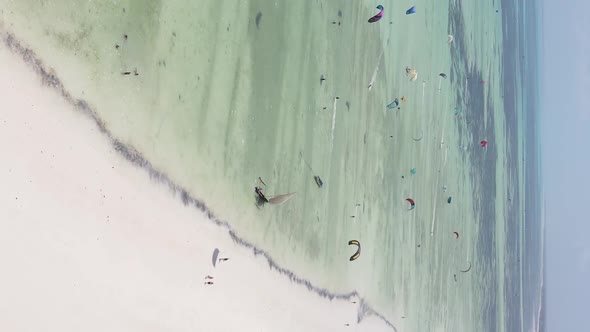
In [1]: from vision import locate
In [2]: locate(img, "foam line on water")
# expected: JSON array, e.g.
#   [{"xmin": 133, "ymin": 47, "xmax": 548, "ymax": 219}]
[
  {"xmin": 331, "ymin": 97, "xmax": 338, "ymax": 145},
  {"xmin": 368, "ymin": 50, "xmax": 384, "ymax": 91}
]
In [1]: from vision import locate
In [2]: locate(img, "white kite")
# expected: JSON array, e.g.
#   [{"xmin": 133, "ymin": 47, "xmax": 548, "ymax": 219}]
[{"xmin": 406, "ymin": 67, "xmax": 418, "ymax": 82}]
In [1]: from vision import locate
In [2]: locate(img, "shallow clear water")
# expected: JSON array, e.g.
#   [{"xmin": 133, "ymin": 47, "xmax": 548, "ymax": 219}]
[{"xmin": 1, "ymin": 0, "xmax": 540, "ymax": 330}]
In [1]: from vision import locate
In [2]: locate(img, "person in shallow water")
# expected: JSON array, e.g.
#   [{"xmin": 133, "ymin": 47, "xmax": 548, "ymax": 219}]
[{"xmin": 255, "ymin": 186, "xmax": 269, "ymax": 203}]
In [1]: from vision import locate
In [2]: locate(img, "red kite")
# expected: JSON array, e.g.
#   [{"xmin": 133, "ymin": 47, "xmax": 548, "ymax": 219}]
[{"xmin": 406, "ymin": 198, "xmax": 415, "ymax": 210}]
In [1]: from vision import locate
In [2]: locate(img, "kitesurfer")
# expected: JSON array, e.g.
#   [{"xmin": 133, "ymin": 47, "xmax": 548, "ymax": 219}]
[
  {"xmin": 314, "ymin": 175, "xmax": 324, "ymax": 188},
  {"xmin": 255, "ymin": 186, "xmax": 269, "ymax": 203}
]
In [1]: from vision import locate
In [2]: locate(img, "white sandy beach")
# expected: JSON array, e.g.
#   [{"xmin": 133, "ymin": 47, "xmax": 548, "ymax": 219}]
[{"xmin": 0, "ymin": 39, "xmax": 394, "ymax": 332}]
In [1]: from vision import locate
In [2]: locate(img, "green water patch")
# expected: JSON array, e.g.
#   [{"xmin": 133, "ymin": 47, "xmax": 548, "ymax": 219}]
[{"xmin": 2, "ymin": 0, "xmax": 521, "ymax": 329}]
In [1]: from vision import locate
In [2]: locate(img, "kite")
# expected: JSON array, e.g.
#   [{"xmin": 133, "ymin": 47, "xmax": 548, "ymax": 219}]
[
  {"xmin": 412, "ymin": 129, "xmax": 424, "ymax": 141},
  {"xmin": 406, "ymin": 198, "xmax": 416, "ymax": 210},
  {"xmin": 368, "ymin": 5, "xmax": 384, "ymax": 23},
  {"xmin": 386, "ymin": 98, "xmax": 399, "ymax": 110},
  {"xmin": 212, "ymin": 248, "xmax": 220, "ymax": 267},
  {"xmin": 348, "ymin": 240, "xmax": 361, "ymax": 261},
  {"xmin": 460, "ymin": 261, "xmax": 472, "ymax": 273}
]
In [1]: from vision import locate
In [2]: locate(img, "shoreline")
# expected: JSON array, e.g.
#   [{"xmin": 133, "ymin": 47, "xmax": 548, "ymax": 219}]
[
  {"xmin": 0, "ymin": 30, "xmax": 398, "ymax": 331},
  {"xmin": 0, "ymin": 0, "xmax": 543, "ymax": 328}
]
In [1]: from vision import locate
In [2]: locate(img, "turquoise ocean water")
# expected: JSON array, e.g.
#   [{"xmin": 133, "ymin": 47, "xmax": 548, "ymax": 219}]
[{"xmin": 0, "ymin": 0, "xmax": 542, "ymax": 330}]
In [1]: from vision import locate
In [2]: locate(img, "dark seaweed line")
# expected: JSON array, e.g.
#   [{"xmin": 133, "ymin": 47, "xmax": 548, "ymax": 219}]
[{"xmin": 2, "ymin": 31, "xmax": 397, "ymax": 332}]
